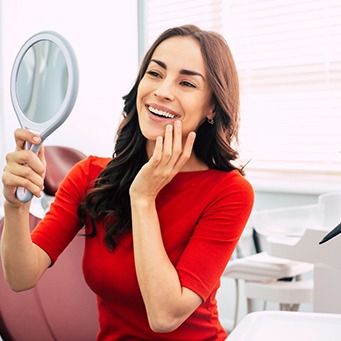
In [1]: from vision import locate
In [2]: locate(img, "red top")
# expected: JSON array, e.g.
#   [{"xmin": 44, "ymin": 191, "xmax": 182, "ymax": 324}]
[{"xmin": 31, "ymin": 156, "xmax": 254, "ymax": 340}]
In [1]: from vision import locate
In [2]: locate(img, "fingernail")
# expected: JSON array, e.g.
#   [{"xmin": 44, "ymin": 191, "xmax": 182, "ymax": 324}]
[
  {"xmin": 176, "ymin": 120, "xmax": 181, "ymax": 128},
  {"xmin": 33, "ymin": 136, "xmax": 40, "ymax": 142}
]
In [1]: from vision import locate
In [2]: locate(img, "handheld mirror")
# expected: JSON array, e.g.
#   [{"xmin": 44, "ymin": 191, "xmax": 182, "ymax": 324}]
[{"xmin": 10, "ymin": 31, "xmax": 79, "ymax": 202}]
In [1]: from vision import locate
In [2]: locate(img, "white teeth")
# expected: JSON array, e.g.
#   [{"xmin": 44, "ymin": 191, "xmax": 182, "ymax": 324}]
[{"xmin": 149, "ymin": 106, "xmax": 175, "ymax": 119}]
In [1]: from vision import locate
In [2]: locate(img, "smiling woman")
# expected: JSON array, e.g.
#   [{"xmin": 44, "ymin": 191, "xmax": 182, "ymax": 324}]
[
  {"xmin": 137, "ymin": 36, "xmax": 214, "ymax": 144},
  {"xmin": 1, "ymin": 25, "xmax": 254, "ymax": 340},
  {"xmin": 141, "ymin": 0, "xmax": 341, "ymax": 179}
]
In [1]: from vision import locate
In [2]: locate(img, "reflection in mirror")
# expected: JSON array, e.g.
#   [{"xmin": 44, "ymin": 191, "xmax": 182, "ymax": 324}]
[{"xmin": 16, "ymin": 40, "xmax": 68, "ymax": 123}]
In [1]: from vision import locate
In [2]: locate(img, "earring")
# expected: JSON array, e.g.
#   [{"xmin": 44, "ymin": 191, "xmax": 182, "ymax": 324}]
[{"xmin": 207, "ymin": 117, "xmax": 214, "ymax": 125}]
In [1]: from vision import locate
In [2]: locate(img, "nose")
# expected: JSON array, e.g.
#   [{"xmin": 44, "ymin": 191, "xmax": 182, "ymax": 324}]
[{"xmin": 153, "ymin": 79, "xmax": 175, "ymax": 101}]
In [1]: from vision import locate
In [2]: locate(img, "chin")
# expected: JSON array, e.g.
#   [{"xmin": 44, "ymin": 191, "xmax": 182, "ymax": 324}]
[
  {"xmin": 139, "ymin": 119, "xmax": 168, "ymax": 140},
  {"xmin": 139, "ymin": 126, "xmax": 161, "ymax": 141}
]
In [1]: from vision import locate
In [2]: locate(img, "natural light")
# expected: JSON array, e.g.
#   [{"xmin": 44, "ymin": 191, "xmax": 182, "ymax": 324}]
[{"xmin": 141, "ymin": 0, "xmax": 341, "ymax": 176}]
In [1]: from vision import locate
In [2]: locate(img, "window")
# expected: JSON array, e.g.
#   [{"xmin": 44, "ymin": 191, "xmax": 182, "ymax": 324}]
[
  {"xmin": 140, "ymin": 0, "xmax": 341, "ymax": 176},
  {"xmin": 139, "ymin": 0, "xmax": 223, "ymax": 54}
]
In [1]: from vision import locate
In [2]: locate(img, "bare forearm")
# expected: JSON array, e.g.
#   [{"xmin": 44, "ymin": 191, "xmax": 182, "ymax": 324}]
[
  {"xmin": 131, "ymin": 197, "xmax": 201, "ymax": 332},
  {"xmin": 1, "ymin": 202, "xmax": 50, "ymax": 291}
]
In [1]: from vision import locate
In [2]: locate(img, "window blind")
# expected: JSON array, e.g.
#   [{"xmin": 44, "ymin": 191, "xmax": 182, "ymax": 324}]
[
  {"xmin": 224, "ymin": 0, "xmax": 341, "ymax": 174},
  {"xmin": 140, "ymin": 0, "xmax": 341, "ymax": 174},
  {"xmin": 140, "ymin": 0, "xmax": 223, "ymax": 54}
]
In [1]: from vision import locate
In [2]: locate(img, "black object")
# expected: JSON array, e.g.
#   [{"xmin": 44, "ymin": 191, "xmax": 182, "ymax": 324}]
[{"xmin": 319, "ymin": 222, "xmax": 341, "ymax": 245}]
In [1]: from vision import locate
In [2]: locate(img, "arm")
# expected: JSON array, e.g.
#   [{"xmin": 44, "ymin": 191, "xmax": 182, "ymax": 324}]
[
  {"xmin": 130, "ymin": 122, "xmax": 201, "ymax": 333},
  {"xmin": 130, "ymin": 196, "xmax": 202, "ymax": 333},
  {"xmin": 1, "ymin": 129, "xmax": 51, "ymax": 291}
]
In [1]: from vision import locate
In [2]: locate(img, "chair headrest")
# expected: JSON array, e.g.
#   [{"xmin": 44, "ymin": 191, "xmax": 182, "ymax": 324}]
[{"xmin": 44, "ymin": 146, "xmax": 86, "ymax": 196}]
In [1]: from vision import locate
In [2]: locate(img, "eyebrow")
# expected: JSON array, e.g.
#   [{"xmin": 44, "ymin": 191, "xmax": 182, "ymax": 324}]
[{"xmin": 150, "ymin": 59, "xmax": 206, "ymax": 81}]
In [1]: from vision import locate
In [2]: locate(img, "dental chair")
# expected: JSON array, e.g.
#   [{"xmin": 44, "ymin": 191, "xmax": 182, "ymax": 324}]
[
  {"xmin": 0, "ymin": 146, "xmax": 99, "ymax": 341},
  {"xmin": 223, "ymin": 208, "xmax": 315, "ymax": 329}
]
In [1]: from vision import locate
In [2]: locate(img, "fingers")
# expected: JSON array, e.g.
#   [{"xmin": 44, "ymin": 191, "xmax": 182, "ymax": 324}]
[
  {"xmin": 181, "ymin": 131, "xmax": 196, "ymax": 160},
  {"xmin": 2, "ymin": 129, "xmax": 45, "ymax": 203},
  {"xmin": 148, "ymin": 136, "xmax": 163, "ymax": 168},
  {"xmin": 2, "ymin": 165, "xmax": 44, "ymax": 200},
  {"xmin": 37, "ymin": 144, "xmax": 47, "ymax": 170},
  {"xmin": 172, "ymin": 120, "xmax": 183, "ymax": 159},
  {"xmin": 161, "ymin": 124, "xmax": 174, "ymax": 164},
  {"xmin": 130, "ymin": 122, "xmax": 197, "ymax": 199},
  {"xmin": 14, "ymin": 128, "xmax": 41, "ymax": 151},
  {"xmin": 4, "ymin": 150, "xmax": 45, "ymax": 197},
  {"xmin": 150, "ymin": 120, "xmax": 196, "ymax": 171},
  {"xmin": 13, "ymin": 128, "xmax": 45, "ymax": 175},
  {"xmin": 6, "ymin": 150, "xmax": 45, "ymax": 178}
]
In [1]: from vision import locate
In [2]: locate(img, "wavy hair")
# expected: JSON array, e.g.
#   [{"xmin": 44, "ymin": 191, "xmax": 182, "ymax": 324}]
[{"xmin": 78, "ymin": 24, "xmax": 241, "ymax": 250}]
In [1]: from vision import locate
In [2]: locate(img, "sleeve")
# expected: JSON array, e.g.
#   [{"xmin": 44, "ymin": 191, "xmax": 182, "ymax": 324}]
[
  {"xmin": 31, "ymin": 156, "xmax": 95, "ymax": 264},
  {"xmin": 176, "ymin": 173, "xmax": 254, "ymax": 301}
]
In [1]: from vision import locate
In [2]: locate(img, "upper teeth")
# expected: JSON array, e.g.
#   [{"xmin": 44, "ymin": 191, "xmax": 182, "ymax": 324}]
[{"xmin": 149, "ymin": 106, "xmax": 175, "ymax": 119}]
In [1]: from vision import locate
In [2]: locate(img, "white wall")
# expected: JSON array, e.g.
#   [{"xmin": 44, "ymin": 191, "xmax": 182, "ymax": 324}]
[
  {"xmin": 1, "ymin": 0, "xmax": 337, "ymax": 331},
  {"xmin": 0, "ymin": 0, "xmax": 138, "ymax": 205}
]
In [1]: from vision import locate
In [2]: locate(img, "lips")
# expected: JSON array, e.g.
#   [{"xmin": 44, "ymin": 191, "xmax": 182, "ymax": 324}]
[{"xmin": 147, "ymin": 105, "xmax": 179, "ymax": 119}]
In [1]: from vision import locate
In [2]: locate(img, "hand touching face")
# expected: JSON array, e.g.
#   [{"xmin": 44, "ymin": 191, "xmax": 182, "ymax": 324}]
[{"xmin": 129, "ymin": 120, "xmax": 196, "ymax": 201}]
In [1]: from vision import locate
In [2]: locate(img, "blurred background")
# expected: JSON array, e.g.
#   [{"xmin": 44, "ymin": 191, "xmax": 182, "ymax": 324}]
[{"xmin": 0, "ymin": 0, "xmax": 341, "ymax": 333}]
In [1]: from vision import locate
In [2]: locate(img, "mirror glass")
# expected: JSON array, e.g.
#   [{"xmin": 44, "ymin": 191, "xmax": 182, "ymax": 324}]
[{"xmin": 16, "ymin": 40, "xmax": 68, "ymax": 123}]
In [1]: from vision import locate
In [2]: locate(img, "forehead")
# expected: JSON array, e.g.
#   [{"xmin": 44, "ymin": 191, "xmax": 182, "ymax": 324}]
[{"xmin": 151, "ymin": 36, "xmax": 206, "ymax": 74}]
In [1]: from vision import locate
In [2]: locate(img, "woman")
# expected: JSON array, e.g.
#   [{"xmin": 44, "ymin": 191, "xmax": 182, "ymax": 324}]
[{"xmin": 1, "ymin": 25, "xmax": 254, "ymax": 340}]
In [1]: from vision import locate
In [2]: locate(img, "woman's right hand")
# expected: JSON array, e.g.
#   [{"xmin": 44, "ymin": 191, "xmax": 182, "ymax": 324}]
[{"xmin": 2, "ymin": 128, "xmax": 46, "ymax": 206}]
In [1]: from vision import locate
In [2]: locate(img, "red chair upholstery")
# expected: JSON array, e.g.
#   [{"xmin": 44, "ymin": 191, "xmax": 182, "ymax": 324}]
[
  {"xmin": 0, "ymin": 146, "xmax": 99, "ymax": 341},
  {"xmin": 44, "ymin": 146, "xmax": 87, "ymax": 196}
]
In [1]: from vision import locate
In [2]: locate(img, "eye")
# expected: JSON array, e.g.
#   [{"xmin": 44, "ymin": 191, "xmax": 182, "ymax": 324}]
[
  {"xmin": 146, "ymin": 70, "xmax": 162, "ymax": 78},
  {"xmin": 181, "ymin": 80, "xmax": 196, "ymax": 88}
]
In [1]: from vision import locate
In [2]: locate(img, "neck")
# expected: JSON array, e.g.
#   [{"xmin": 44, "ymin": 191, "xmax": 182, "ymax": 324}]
[
  {"xmin": 180, "ymin": 154, "xmax": 209, "ymax": 172},
  {"xmin": 146, "ymin": 142, "xmax": 208, "ymax": 172}
]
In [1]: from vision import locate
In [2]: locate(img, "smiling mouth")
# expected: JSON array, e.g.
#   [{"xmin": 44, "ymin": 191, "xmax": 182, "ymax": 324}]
[{"xmin": 148, "ymin": 105, "xmax": 176, "ymax": 119}]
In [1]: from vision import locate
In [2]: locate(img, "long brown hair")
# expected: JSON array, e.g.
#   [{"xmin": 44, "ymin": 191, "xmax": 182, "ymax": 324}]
[{"xmin": 78, "ymin": 24, "xmax": 241, "ymax": 250}]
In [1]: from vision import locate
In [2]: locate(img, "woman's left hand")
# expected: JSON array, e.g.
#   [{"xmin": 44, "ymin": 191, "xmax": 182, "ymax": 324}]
[
  {"xmin": 129, "ymin": 120, "xmax": 196, "ymax": 201},
  {"xmin": 130, "ymin": 120, "xmax": 202, "ymax": 332}
]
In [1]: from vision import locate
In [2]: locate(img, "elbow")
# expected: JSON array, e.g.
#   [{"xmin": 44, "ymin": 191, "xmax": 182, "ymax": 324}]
[
  {"xmin": 6, "ymin": 279, "xmax": 36, "ymax": 293},
  {"xmin": 149, "ymin": 320, "xmax": 179, "ymax": 334},
  {"xmin": 3, "ymin": 272, "xmax": 37, "ymax": 292},
  {"xmin": 148, "ymin": 312, "xmax": 184, "ymax": 334},
  {"xmin": 8, "ymin": 282, "xmax": 36, "ymax": 293}
]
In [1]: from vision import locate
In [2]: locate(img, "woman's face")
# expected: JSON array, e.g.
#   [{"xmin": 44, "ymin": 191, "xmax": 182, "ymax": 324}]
[{"xmin": 136, "ymin": 36, "xmax": 214, "ymax": 144}]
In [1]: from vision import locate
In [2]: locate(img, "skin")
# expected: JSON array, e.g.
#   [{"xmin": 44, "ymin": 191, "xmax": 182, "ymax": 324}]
[
  {"xmin": 131, "ymin": 36, "xmax": 215, "ymax": 332},
  {"xmin": 136, "ymin": 36, "xmax": 214, "ymax": 166},
  {"xmin": 1, "ymin": 130, "xmax": 51, "ymax": 290},
  {"xmin": 1, "ymin": 36, "xmax": 216, "ymax": 333}
]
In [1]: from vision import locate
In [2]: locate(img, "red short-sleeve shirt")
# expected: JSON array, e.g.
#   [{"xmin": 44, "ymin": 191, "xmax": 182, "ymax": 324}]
[{"xmin": 32, "ymin": 156, "xmax": 254, "ymax": 340}]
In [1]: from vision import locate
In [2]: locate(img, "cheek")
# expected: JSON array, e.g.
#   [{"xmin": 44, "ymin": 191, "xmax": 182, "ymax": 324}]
[
  {"xmin": 181, "ymin": 101, "xmax": 211, "ymax": 133},
  {"xmin": 136, "ymin": 87, "xmax": 143, "ymax": 112},
  {"xmin": 182, "ymin": 116, "xmax": 205, "ymax": 135},
  {"xmin": 185, "ymin": 101, "xmax": 210, "ymax": 121},
  {"xmin": 136, "ymin": 80, "xmax": 151, "ymax": 112}
]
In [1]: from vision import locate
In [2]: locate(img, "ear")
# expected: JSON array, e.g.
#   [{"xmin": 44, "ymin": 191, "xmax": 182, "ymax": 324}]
[
  {"xmin": 205, "ymin": 105, "xmax": 215, "ymax": 121},
  {"xmin": 206, "ymin": 113, "xmax": 215, "ymax": 121}
]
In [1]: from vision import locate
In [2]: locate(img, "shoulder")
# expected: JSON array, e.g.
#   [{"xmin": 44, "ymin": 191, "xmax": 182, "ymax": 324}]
[
  {"xmin": 209, "ymin": 169, "xmax": 251, "ymax": 185},
  {"xmin": 59, "ymin": 155, "xmax": 112, "ymax": 195},
  {"xmin": 206, "ymin": 169, "xmax": 254, "ymax": 206},
  {"xmin": 213, "ymin": 169, "xmax": 253, "ymax": 195},
  {"xmin": 176, "ymin": 169, "xmax": 253, "ymax": 196},
  {"xmin": 172, "ymin": 169, "xmax": 254, "ymax": 207},
  {"xmin": 70, "ymin": 155, "xmax": 112, "ymax": 178}
]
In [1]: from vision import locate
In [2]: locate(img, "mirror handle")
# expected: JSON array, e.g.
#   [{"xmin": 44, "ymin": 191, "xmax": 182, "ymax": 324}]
[{"xmin": 15, "ymin": 142, "xmax": 42, "ymax": 203}]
